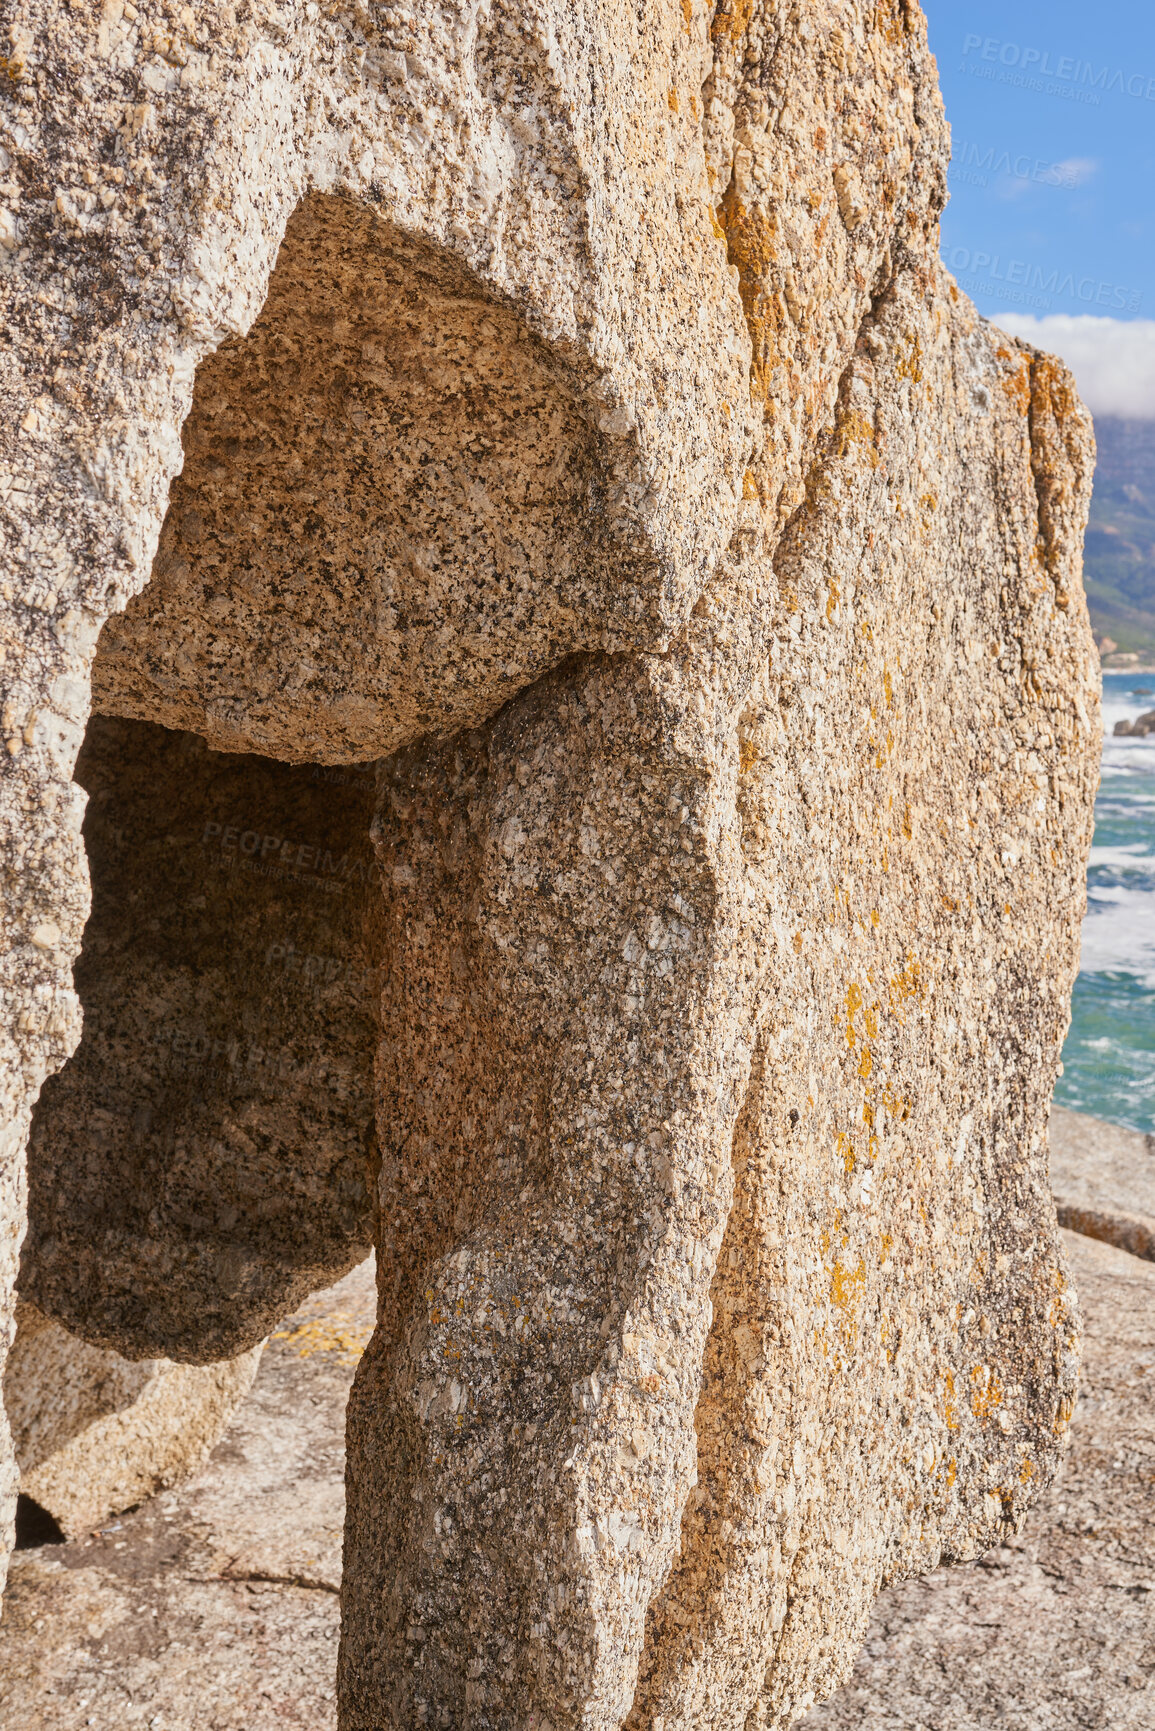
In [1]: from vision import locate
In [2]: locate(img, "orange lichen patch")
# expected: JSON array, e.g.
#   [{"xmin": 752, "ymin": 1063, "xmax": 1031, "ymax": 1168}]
[
  {"xmin": 833, "ymin": 408, "xmax": 880, "ymax": 467},
  {"xmin": 879, "ymin": 1081, "xmax": 911, "ymax": 1121},
  {"xmin": 739, "ymin": 738, "xmax": 759, "ymax": 773},
  {"xmin": 668, "ymin": 87, "xmax": 679, "ymax": 113},
  {"xmin": 826, "ymin": 582, "xmax": 840, "ymax": 622},
  {"xmin": 942, "ymin": 1371, "xmax": 960, "ymax": 1432},
  {"xmin": 1018, "ymin": 1455, "xmax": 1037, "ymax": 1485},
  {"xmin": 844, "ymin": 981, "xmax": 863, "ymax": 1043},
  {"xmin": 830, "ymin": 1257, "xmax": 865, "ymax": 1318},
  {"xmin": 872, "ymin": 0, "xmax": 908, "ymax": 45},
  {"xmin": 969, "ymin": 1363, "xmax": 1004, "ymax": 1422},
  {"xmin": 273, "ymin": 1310, "xmax": 374, "ymax": 1366},
  {"xmin": 886, "ymin": 956, "xmax": 923, "ymax": 1017},
  {"xmin": 1001, "ymin": 358, "xmax": 1032, "ymax": 418},
  {"xmin": 895, "ymin": 333, "xmax": 923, "ymax": 384},
  {"xmin": 836, "ymin": 1130, "xmax": 855, "ymax": 1175},
  {"xmin": 681, "ymin": 0, "xmax": 693, "ymax": 26},
  {"xmin": 710, "ymin": 0, "xmax": 754, "ymax": 43},
  {"xmin": 1030, "ymin": 351, "xmax": 1081, "ymax": 425},
  {"xmin": 858, "ymin": 1047, "xmax": 872, "ymax": 1079},
  {"xmin": 792, "ymin": 929, "xmax": 804, "ymax": 954}
]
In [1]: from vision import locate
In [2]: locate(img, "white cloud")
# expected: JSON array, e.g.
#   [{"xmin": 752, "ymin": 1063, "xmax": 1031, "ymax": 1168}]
[
  {"xmin": 1053, "ymin": 157, "xmax": 1098, "ymax": 189},
  {"xmin": 994, "ymin": 314, "xmax": 1155, "ymax": 419}
]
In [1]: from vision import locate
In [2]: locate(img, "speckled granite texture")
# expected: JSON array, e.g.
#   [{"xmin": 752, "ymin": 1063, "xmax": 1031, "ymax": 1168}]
[
  {"xmin": 1, "ymin": 1, "xmax": 1099, "ymax": 1725},
  {"xmin": 802, "ymin": 1229, "xmax": 1155, "ymax": 1729},
  {"xmin": 5, "ymin": 1298, "xmax": 262, "ymax": 1537}
]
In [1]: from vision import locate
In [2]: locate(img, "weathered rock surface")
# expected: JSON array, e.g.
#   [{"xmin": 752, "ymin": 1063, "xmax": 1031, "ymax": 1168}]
[
  {"xmin": 1, "ymin": 1, "xmax": 1101, "ymax": 1726},
  {"xmin": 1050, "ymin": 1103, "xmax": 1155, "ymax": 1264},
  {"xmin": 0, "ymin": 1256, "xmax": 374, "ymax": 1731},
  {"xmin": 802, "ymin": 1228, "xmax": 1155, "ymax": 1729},
  {"xmin": 21, "ymin": 714, "xmax": 379, "ymax": 1361},
  {"xmin": 4, "ymin": 1216, "xmax": 1154, "ymax": 1730},
  {"xmin": 4, "ymin": 1297, "xmax": 262, "ymax": 1539}
]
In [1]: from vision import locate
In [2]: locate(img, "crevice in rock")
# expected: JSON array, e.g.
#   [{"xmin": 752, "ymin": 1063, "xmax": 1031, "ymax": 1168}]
[
  {"xmin": 20, "ymin": 715, "xmax": 381, "ymax": 1363},
  {"xmin": 13, "ymin": 1494, "xmax": 65, "ymax": 1551}
]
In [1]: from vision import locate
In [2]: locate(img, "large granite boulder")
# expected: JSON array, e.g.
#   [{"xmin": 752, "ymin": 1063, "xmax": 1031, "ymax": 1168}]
[{"xmin": 0, "ymin": 2, "xmax": 1099, "ymax": 1726}]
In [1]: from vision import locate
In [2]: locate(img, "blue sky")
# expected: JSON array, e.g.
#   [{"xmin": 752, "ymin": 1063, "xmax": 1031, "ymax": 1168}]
[{"xmin": 924, "ymin": 0, "xmax": 1155, "ymax": 414}]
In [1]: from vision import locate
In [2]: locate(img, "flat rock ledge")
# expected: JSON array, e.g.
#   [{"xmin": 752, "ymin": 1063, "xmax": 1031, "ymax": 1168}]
[
  {"xmin": 0, "ymin": 1257, "xmax": 374, "ymax": 1731},
  {"xmin": 2, "ymin": 1211, "xmax": 1154, "ymax": 1728}
]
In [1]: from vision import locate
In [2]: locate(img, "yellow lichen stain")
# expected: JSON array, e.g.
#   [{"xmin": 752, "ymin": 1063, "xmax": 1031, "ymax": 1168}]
[
  {"xmin": 793, "ymin": 929, "xmax": 804, "ymax": 954},
  {"xmin": 858, "ymin": 1047, "xmax": 873, "ymax": 1079},
  {"xmin": 739, "ymin": 738, "xmax": 759, "ymax": 773},
  {"xmin": 710, "ymin": 0, "xmax": 754, "ymax": 42},
  {"xmin": 895, "ymin": 333, "xmax": 924, "ymax": 384},
  {"xmin": 682, "ymin": 0, "xmax": 694, "ymax": 28},
  {"xmin": 836, "ymin": 1130, "xmax": 855, "ymax": 1175},
  {"xmin": 742, "ymin": 467, "xmax": 761, "ymax": 500},
  {"xmin": 886, "ymin": 956, "xmax": 923, "ymax": 1019},
  {"xmin": 879, "ymin": 1080, "xmax": 911, "ymax": 1121},
  {"xmin": 668, "ymin": 87, "xmax": 680, "ymax": 113},
  {"xmin": 942, "ymin": 1371, "xmax": 960, "ymax": 1431},
  {"xmin": 844, "ymin": 981, "xmax": 863, "ymax": 1044},
  {"xmin": 1001, "ymin": 357, "xmax": 1032, "ymax": 418},
  {"xmin": 1019, "ymin": 1455, "xmax": 1037, "ymax": 1486},
  {"xmin": 826, "ymin": 582, "xmax": 840, "ymax": 622},
  {"xmin": 969, "ymin": 1363, "xmax": 1004, "ymax": 1422},
  {"xmin": 830, "ymin": 1258, "xmax": 866, "ymax": 1313},
  {"xmin": 834, "ymin": 408, "xmax": 881, "ymax": 468},
  {"xmin": 272, "ymin": 1312, "xmax": 374, "ymax": 1366}
]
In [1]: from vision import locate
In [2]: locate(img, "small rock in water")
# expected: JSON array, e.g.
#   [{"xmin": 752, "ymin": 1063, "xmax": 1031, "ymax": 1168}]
[{"xmin": 1114, "ymin": 708, "xmax": 1155, "ymax": 737}]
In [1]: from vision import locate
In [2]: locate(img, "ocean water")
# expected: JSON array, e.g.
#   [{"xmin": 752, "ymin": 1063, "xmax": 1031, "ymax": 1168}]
[{"xmin": 1055, "ymin": 671, "xmax": 1155, "ymax": 1132}]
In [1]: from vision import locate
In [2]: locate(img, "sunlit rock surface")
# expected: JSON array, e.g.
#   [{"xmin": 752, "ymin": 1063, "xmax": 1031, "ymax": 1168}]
[{"xmin": 1, "ymin": 1, "xmax": 1099, "ymax": 1724}]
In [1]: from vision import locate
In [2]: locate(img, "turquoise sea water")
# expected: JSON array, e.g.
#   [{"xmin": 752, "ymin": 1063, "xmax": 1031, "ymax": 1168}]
[{"xmin": 1055, "ymin": 671, "xmax": 1155, "ymax": 1131}]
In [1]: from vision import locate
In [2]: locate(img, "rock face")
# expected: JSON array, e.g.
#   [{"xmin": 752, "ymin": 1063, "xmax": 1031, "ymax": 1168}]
[
  {"xmin": 1, "ymin": 2, "xmax": 1100, "ymax": 1727},
  {"xmin": 4, "ymin": 1300, "xmax": 262, "ymax": 1539},
  {"xmin": 802, "ymin": 1229, "xmax": 1155, "ymax": 1729},
  {"xmin": 21, "ymin": 714, "xmax": 379, "ymax": 1361}
]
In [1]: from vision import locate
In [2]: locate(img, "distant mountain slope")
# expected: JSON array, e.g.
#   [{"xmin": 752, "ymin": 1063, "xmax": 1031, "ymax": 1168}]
[{"xmin": 1083, "ymin": 418, "xmax": 1155, "ymax": 660}]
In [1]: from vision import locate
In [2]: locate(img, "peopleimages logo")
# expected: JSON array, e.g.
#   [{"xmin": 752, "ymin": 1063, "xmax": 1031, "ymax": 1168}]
[
  {"xmin": 946, "ymin": 247, "xmax": 1143, "ymax": 315},
  {"xmin": 949, "ymin": 142, "xmax": 1090, "ymax": 191},
  {"xmin": 961, "ymin": 36, "xmax": 1155, "ymax": 105}
]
